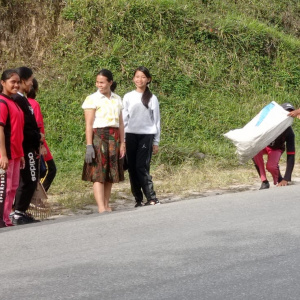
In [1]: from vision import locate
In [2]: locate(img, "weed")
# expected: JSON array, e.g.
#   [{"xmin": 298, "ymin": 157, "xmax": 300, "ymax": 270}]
[{"xmin": 0, "ymin": 0, "xmax": 299, "ymax": 210}]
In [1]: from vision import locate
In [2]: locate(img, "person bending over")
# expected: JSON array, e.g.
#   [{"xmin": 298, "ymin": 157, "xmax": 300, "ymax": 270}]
[{"xmin": 253, "ymin": 103, "xmax": 295, "ymax": 190}]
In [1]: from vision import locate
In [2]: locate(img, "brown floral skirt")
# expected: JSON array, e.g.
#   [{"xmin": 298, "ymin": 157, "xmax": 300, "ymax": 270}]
[{"xmin": 82, "ymin": 127, "xmax": 124, "ymax": 183}]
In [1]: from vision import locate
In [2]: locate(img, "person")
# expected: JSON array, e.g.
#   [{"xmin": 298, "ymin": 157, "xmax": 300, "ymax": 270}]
[
  {"xmin": 11, "ymin": 67, "xmax": 44, "ymax": 225},
  {"xmin": 27, "ymin": 78, "xmax": 57, "ymax": 192},
  {"xmin": 0, "ymin": 69, "xmax": 25, "ymax": 228},
  {"xmin": 82, "ymin": 69, "xmax": 125, "ymax": 213},
  {"xmin": 122, "ymin": 66, "xmax": 161, "ymax": 207},
  {"xmin": 288, "ymin": 108, "xmax": 300, "ymax": 118},
  {"xmin": 253, "ymin": 103, "xmax": 295, "ymax": 190}
]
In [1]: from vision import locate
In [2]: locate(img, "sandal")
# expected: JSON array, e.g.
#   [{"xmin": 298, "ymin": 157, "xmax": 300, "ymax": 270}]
[{"xmin": 145, "ymin": 199, "xmax": 160, "ymax": 206}]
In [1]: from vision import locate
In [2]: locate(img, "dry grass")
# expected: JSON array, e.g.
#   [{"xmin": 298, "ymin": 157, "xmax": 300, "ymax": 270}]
[
  {"xmin": 48, "ymin": 158, "xmax": 300, "ymax": 216},
  {"xmin": 152, "ymin": 159, "xmax": 258, "ymax": 197}
]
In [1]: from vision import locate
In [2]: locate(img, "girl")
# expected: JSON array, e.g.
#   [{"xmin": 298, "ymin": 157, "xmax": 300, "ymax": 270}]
[
  {"xmin": 122, "ymin": 66, "xmax": 161, "ymax": 207},
  {"xmin": 27, "ymin": 78, "xmax": 57, "ymax": 193},
  {"xmin": 12, "ymin": 67, "xmax": 44, "ymax": 225},
  {"xmin": 0, "ymin": 69, "xmax": 25, "ymax": 227},
  {"xmin": 82, "ymin": 69, "xmax": 125, "ymax": 213}
]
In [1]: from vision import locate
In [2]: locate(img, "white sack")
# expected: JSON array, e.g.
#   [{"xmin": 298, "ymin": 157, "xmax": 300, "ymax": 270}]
[{"xmin": 224, "ymin": 101, "xmax": 293, "ymax": 163}]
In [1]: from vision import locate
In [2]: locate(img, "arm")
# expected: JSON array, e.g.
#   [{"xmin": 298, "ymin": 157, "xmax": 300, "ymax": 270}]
[
  {"xmin": 0, "ymin": 126, "xmax": 8, "ymax": 170},
  {"xmin": 288, "ymin": 108, "xmax": 300, "ymax": 118},
  {"xmin": 84, "ymin": 109, "xmax": 95, "ymax": 145},
  {"xmin": 122, "ymin": 95, "xmax": 129, "ymax": 131},
  {"xmin": 153, "ymin": 97, "xmax": 160, "ymax": 154},
  {"xmin": 0, "ymin": 103, "xmax": 9, "ymax": 170},
  {"xmin": 84, "ymin": 109, "xmax": 95, "ymax": 163},
  {"xmin": 16, "ymin": 96, "xmax": 42, "ymax": 149},
  {"xmin": 119, "ymin": 112, "xmax": 126, "ymax": 159},
  {"xmin": 32, "ymin": 100, "xmax": 47, "ymax": 155}
]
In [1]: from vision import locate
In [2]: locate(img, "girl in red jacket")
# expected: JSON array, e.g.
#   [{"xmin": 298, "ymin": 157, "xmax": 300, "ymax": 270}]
[{"xmin": 0, "ymin": 69, "xmax": 25, "ymax": 227}]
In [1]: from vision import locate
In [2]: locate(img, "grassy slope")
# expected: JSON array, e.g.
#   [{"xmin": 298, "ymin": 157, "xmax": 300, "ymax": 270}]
[{"xmin": 1, "ymin": 0, "xmax": 299, "ymax": 200}]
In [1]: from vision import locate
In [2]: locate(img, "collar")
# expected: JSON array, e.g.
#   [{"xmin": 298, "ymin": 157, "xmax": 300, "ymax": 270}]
[
  {"xmin": 97, "ymin": 90, "xmax": 116, "ymax": 100},
  {"xmin": 0, "ymin": 93, "xmax": 13, "ymax": 100}
]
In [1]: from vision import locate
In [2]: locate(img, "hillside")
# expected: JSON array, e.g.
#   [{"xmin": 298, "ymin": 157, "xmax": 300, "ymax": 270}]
[{"xmin": 0, "ymin": 0, "xmax": 299, "ymax": 197}]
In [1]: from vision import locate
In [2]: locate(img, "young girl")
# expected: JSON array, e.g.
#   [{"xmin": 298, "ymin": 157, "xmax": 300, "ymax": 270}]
[
  {"xmin": 122, "ymin": 66, "xmax": 161, "ymax": 207},
  {"xmin": 0, "ymin": 69, "xmax": 25, "ymax": 227},
  {"xmin": 12, "ymin": 67, "xmax": 43, "ymax": 225},
  {"xmin": 82, "ymin": 69, "xmax": 125, "ymax": 213},
  {"xmin": 27, "ymin": 78, "xmax": 57, "ymax": 192}
]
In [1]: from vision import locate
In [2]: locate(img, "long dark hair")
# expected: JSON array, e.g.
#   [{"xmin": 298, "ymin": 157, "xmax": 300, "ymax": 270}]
[
  {"xmin": 134, "ymin": 66, "xmax": 152, "ymax": 108},
  {"xmin": 0, "ymin": 69, "xmax": 19, "ymax": 94},
  {"xmin": 27, "ymin": 78, "xmax": 38, "ymax": 99},
  {"xmin": 16, "ymin": 66, "xmax": 33, "ymax": 80},
  {"xmin": 97, "ymin": 69, "xmax": 117, "ymax": 92}
]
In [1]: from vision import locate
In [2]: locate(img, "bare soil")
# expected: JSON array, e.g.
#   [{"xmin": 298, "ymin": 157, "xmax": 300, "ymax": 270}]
[{"xmin": 44, "ymin": 171, "xmax": 300, "ymax": 221}]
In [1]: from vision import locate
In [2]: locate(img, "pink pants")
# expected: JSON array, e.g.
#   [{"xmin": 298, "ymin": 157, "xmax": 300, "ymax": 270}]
[
  {"xmin": 253, "ymin": 147, "xmax": 282, "ymax": 185},
  {"xmin": 3, "ymin": 158, "xmax": 21, "ymax": 226}
]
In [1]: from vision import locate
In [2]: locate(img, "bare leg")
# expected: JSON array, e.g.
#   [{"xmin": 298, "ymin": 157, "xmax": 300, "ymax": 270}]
[
  {"xmin": 104, "ymin": 182, "xmax": 113, "ymax": 212},
  {"xmin": 93, "ymin": 182, "xmax": 106, "ymax": 213}
]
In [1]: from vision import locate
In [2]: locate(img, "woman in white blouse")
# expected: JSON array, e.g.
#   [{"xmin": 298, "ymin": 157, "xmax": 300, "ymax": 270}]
[{"xmin": 82, "ymin": 69, "xmax": 125, "ymax": 213}]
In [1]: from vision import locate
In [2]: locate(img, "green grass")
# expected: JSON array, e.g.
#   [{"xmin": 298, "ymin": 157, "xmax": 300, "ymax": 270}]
[{"xmin": 0, "ymin": 0, "xmax": 299, "ymax": 208}]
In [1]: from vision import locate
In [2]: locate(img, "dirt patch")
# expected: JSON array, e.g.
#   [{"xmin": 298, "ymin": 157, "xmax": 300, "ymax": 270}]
[{"xmin": 43, "ymin": 175, "xmax": 300, "ymax": 221}]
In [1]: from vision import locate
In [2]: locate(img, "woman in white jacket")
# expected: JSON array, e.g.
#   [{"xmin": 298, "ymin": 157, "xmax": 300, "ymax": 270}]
[{"xmin": 123, "ymin": 66, "xmax": 161, "ymax": 207}]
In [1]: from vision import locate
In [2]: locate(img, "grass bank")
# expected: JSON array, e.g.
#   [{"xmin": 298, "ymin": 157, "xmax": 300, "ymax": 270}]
[{"xmin": 0, "ymin": 0, "xmax": 299, "ymax": 210}]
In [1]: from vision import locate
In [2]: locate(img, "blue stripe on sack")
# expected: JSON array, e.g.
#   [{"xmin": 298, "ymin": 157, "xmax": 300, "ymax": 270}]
[{"xmin": 255, "ymin": 102, "xmax": 275, "ymax": 127}]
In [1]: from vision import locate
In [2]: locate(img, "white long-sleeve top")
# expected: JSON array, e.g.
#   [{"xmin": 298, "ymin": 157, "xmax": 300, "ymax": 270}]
[{"xmin": 122, "ymin": 90, "xmax": 161, "ymax": 145}]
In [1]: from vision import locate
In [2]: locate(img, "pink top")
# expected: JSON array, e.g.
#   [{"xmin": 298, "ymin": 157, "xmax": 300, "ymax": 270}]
[
  {"xmin": 0, "ymin": 94, "xmax": 24, "ymax": 159},
  {"xmin": 28, "ymin": 98, "xmax": 53, "ymax": 161}
]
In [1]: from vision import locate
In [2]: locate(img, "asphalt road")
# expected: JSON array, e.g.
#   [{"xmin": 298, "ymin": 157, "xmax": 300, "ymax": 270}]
[{"xmin": 1, "ymin": 184, "xmax": 300, "ymax": 300}]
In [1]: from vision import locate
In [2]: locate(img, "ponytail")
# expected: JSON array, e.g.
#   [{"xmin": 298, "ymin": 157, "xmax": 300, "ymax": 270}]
[
  {"xmin": 27, "ymin": 78, "xmax": 38, "ymax": 99},
  {"xmin": 142, "ymin": 86, "xmax": 152, "ymax": 109},
  {"xmin": 111, "ymin": 81, "xmax": 117, "ymax": 92}
]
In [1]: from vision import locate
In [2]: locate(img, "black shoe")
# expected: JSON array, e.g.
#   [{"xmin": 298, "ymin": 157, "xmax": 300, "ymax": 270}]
[
  {"xmin": 0, "ymin": 220, "xmax": 6, "ymax": 228},
  {"xmin": 259, "ymin": 181, "xmax": 270, "ymax": 190},
  {"xmin": 12, "ymin": 212, "xmax": 40, "ymax": 225},
  {"xmin": 145, "ymin": 199, "xmax": 160, "ymax": 206},
  {"xmin": 134, "ymin": 202, "xmax": 143, "ymax": 208}
]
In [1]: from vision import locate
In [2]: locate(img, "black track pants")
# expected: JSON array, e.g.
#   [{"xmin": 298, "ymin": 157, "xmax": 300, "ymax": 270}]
[
  {"xmin": 14, "ymin": 150, "xmax": 38, "ymax": 212},
  {"xmin": 41, "ymin": 159, "xmax": 57, "ymax": 192},
  {"xmin": 126, "ymin": 133, "xmax": 156, "ymax": 202}
]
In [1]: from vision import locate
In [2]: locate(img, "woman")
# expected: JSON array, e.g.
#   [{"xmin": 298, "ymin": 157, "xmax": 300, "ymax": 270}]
[
  {"xmin": 27, "ymin": 78, "xmax": 57, "ymax": 192},
  {"xmin": 0, "ymin": 69, "xmax": 25, "ymax": 227},
  {"xmin": 82, "ymin": 69, "xmax": 125, "ymax": 213},
  {"xmin": 12, "ymin": 67, "xmax": 44, "ymax": 225},
  {"xmin": 123, "ymin": 66, "xmax": 161, "ymax": 207},
  {"xmin": 253, "ymin": 103, "xmax": 295, "ymax": 189}
]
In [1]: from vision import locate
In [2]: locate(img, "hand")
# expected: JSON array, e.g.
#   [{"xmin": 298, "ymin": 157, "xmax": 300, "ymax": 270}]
[
  {"xmin": 277, "ymin": 179, "xmax": 288, "ymax": 187},
  {"xmin": 85, "ymin": 145, "xmax": 95, "ymax": 163},
  {"xmin": 20, "ymin": 157, "xmax": 25, "ymax": 169},
  {"xmin": 153, "ymin": 145, "xmax": 159, "ymax": 155},
  {"xmin": 0, "ymin": 156, "xmax": 8, "ymax": 170},
  {"xmin": 119, "ymin": 142, "xmax": 126, "ymax": 159},
  {"xmin": 40, "ymin": 133, "xmax": 45, "ymax": 141},
  {"xmin": 288, "ymin": 109, "xmax": 300, "ymax": 118},
  {"xmin": 40, "ymin": 145, "xmax": 47, "ymax": 156}
]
